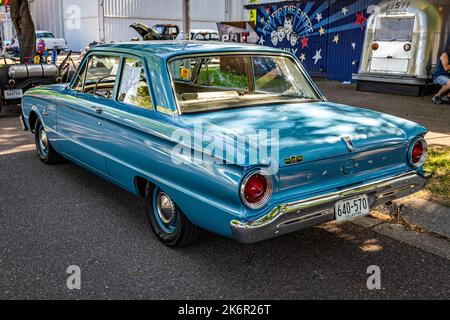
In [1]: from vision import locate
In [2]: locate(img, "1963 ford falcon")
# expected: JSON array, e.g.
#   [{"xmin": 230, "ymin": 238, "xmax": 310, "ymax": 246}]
[{"xmin": 20, "ymin": 42, "xmax": 430, "ymax": 247}]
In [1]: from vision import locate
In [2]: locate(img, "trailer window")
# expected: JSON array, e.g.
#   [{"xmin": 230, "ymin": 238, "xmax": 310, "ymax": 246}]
[{"xmin": 375, "ymin": 18, "xmax": 414, "ymax": 42}]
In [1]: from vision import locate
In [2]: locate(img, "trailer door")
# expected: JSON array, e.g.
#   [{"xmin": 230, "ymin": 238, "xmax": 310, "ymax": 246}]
[{"xmin": 369, "ymin": 17, "xmax": 415, "ymax": 74}]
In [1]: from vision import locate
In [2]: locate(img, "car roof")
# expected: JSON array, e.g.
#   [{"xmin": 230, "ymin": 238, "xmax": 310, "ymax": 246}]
[{"xmin": 93, "ymin": 41, "xmax": 287, "ymax": 60}]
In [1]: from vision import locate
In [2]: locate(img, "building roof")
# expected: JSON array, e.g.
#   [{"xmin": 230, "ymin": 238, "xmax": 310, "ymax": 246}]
[{"xmin": 93, "ymin": 41, "xmax": 285, "ymax": 59}]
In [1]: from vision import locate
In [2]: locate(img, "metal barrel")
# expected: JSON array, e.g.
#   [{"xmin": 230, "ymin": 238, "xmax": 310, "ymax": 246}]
[{"xmin": 8, "ymin": 64, "xmax": 58, "ymax": 80}]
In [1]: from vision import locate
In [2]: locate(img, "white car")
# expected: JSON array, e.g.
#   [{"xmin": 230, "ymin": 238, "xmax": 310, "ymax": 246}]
[
  {"xmin": 176, "ymin": 29, "xmax": 220, "ymax": 41},
  {"xmin": 36, "ymin": 30, "xmax": 67, "ymax": 53}
]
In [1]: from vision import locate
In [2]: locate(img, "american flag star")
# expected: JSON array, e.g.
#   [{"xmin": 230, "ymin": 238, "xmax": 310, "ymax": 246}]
[
  {"xmin": 354, "ymin": 12, "xmax": 367, "ymax": 30},
  {"xmin": 301, "ymin": 36, "xmax": 309, "ymax": 49}
]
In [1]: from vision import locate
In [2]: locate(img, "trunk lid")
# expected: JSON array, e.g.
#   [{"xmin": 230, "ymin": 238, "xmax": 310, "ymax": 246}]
[{"xmin": 179, "ymin": 102, "xmax": 411, "ymax": 168}]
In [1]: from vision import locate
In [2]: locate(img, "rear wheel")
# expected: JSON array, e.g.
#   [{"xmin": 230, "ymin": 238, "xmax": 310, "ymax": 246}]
[
  {"xmin": 34, "ymin": 118, "xmax": 60, "ymax": 164},
  {"xmin": 144, "ymin": 183, "xmax": 200, "ymax": 247}
]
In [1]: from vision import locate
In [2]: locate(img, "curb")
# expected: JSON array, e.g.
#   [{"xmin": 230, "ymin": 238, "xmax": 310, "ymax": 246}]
[
  {"xmin": 375, "ymin": 195, "xmax": 450, "ymax": 239},
  {"xmin": 351, "ymin": 216, "xmax": 450, "ymax": 261}
]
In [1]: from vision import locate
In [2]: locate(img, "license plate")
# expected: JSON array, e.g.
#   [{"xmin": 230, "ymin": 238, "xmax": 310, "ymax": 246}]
[
  {"xmin": 4, "ymin": 89, "xmax": 23, "ymax": 100},
  {"xmin": 335, "ymin": 194, "xmax": 370, "ymax": 223}
]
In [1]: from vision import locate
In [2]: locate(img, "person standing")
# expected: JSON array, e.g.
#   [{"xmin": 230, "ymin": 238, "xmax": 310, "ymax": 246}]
[{"xmin": 432, "ymin": 43, "xmax": 450, "ymax": 104}]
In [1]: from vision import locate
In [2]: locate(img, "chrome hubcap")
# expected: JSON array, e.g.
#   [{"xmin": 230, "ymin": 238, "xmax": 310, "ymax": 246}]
[
  {"xmin": 39, "ymin": 128, "xmax": 48, "ymax": 154},
  {"xmin": 156, "ymin": 192, "xmax": 176, "ymax": 224}
]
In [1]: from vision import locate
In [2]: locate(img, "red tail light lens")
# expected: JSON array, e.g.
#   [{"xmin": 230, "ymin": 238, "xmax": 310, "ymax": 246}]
[
  {"xmin": 409, "ymin": 138, "xmax": 428, "ymax": 167},
  {"xmin": 372, "ymin": 43, "xmax": 379, "ymax": 50},
  {"xmin": 241, "ymin": 173, "xmax": 272, "ymax": 209}
]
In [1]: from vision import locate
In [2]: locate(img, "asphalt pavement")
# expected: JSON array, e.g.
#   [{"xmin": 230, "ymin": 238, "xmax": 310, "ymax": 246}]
[{"xmin": 1, "ymin": 113, "xmax": 449, "ymax": 300}]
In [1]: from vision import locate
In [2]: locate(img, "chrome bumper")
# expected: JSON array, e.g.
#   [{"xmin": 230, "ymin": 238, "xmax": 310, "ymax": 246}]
[{"xmin": 231, "ymin": 171, "xmax": 431, "ymax": 244}]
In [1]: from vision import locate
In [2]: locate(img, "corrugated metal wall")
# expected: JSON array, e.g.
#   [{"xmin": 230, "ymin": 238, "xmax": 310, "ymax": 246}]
[
  {"xmin": 33, "ymin": 0, "xmax": 65, "ymax": 38},
  {"xmin": 102, "ymin": 0, "xmax": 247, "ymax": 43},
  {"xmin": 32, "ymin": 0, "xmax": 249, "ymax": 51},
  {"xmin": 247, "ymin": 0, "xmax": 380, "ymax": 82}
]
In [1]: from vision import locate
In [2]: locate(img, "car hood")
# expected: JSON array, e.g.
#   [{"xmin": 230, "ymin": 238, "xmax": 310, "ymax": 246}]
[
  {"xmin": 178, "ymin": 102, "xmax": 427, "ymax": 167},
  {"xmin": 129, "ymin": 23, "xmax": 163, "ymax": 40}
]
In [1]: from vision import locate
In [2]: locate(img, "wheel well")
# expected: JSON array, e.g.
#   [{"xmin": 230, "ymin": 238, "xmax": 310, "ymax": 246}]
[
  {"xmin": 135, "ymin": 176, "xmax": 152, "ymax": 197},
  {"xmin": 28, "ymin": 111, "xmax": 38, "ymax": 133}
]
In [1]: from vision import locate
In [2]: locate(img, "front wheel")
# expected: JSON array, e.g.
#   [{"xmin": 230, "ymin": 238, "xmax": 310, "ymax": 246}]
[
  {"xmin": 34, "ymin": 118, "xmax": 60, "ymax": 164},
  {"xmin": 145, "ymin": 183, "xmax": 200, "ymax": 247}
]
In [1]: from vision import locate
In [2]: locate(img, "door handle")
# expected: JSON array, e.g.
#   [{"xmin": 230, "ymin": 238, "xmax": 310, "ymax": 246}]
[{"xmin": 90, "ymin": 106, "xmax": 103, "ymax": 114}]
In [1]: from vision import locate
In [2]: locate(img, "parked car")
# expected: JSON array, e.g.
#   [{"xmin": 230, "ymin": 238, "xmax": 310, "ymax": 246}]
[
  {"xmin": 176, "ymin": 29, "xmax": 220, "ymax": 41},
  {"xmin": 153, "ymin": 24, "xmax": 180, "ymax": 39},
  {"xmin": 129, "ymin": 23, "xmax": 165, "ymax": 40},
  {"xmin": 3, "ymin": 31, "xmax": 67, "ymax": 55},
  {"xmin": 20, "ymin": 42, "xmax": 430, "ymax": 247},
  {"xmin": 35, "ymin": 30, "xmax": 67, "ymax": 53}
]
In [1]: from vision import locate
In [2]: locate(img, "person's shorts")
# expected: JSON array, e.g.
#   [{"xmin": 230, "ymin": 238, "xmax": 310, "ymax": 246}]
[{"xmin": 434, "ymin": 75, "xmax": 450, "ymax": 86}]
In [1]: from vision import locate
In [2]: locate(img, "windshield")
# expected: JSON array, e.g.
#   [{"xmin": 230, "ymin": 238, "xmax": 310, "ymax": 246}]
[
  {"xmin": 36, "ymin": 32, "xmax": 55, "ymax": 39},
  {"xmin": 375, "ymin": 17, "xmax": 414, "ymax": 42},
  {"xmin": 154, "ymin": 26, "xmax": 165, "ymax": 34},
  {"xmin": 169, "ymin": 54, "xmax": 320, "ymax": 114}
]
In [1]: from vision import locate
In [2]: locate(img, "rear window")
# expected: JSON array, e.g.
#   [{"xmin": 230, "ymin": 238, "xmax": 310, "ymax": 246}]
[{"xmin": 375, "ymin": 17, "xmax": 414, "ymax": 42}]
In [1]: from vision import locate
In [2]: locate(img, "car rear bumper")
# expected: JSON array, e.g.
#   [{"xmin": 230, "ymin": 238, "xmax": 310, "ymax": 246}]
[{"xmin": 230, "ymin": 171, "xmax": 431, "ymax": 244}]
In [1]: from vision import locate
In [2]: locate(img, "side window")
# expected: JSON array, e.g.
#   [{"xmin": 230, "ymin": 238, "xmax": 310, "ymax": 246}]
[
  {"xmin": 82, "ymin": 55, "xmax": 120, "ymax": 99},
  {"xmin": 72, "ymin": 61, "xmax": 88, "ymax": 92},
  {"xmin": 118, "ymin": 58, "xmax": 153, "ymax": 110}
]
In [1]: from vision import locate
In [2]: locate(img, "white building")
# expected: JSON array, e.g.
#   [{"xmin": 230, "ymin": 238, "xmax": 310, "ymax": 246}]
[{"xmin": 29, "ymin": 0, "xmax": 250, "ymax": 51}]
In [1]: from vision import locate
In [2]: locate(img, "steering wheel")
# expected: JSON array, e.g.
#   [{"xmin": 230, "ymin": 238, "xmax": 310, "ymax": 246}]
[{"xmin": 93, "ymin": 75, "xmax": 116, "ymax": 98}]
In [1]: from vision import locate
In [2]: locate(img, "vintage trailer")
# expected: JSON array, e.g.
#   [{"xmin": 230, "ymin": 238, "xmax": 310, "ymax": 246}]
[{"xmin": 353, "ymin": 0, "xmax": 450, "ymax": 96}]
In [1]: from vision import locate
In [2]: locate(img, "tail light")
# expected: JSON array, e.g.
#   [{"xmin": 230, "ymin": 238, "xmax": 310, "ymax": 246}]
[
  {"xmin": 240, "ymin": 172, "xmax": 273, "ymax": 209},
  {"xmin": 372, "ymin": 42, "xmax": 379, "ymax": 50},
  {"xmin": 409, "ymin": 138, "xmax": 428, "ymax": 167}
]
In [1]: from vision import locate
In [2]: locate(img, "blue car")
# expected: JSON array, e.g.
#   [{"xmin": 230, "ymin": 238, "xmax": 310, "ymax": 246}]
[{"xmin": 20, "ymin": 41, "xmax": 430, "ymax": 247}]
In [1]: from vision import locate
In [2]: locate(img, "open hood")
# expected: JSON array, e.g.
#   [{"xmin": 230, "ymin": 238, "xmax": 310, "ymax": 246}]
[{"xmin": 129, "ymin": 23, "xmax": 163, "ymax": 40}]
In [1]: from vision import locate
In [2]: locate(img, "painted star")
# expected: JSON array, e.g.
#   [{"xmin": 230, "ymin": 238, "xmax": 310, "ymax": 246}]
[
  {"xmin": 354, "ymin": 12, "xmax": 367, "ymax": 30},
  {"xmin": 319, "ymin": 26, "xmax": 326, "ymax": 36},
  {"xmin": 341, "ymin": 7, "xmax": 348, "ymax": 15},
  {"xmin": 260, "ymin": 17, "xmax": 265, "ymax": 24},
  {"xmin": 316, "ymin": 12, "xmax": 323, "ymax": 22},
  {"xmin": 300, "ymin": 53, "xmax": 306, "ymax": 63},
  {"xmin": 333, "ymin": 34, "xmax": 340, "ymax": 44},
  {"xmin": 301, "ymin": 36, "xmax": 309, "ymax": 49},
  {"xmin": 313, "ymin": 49, "xmax": 322, "ymax": 65},
  {"xmin": 265, "ymin": 6, "xmax": 271, "ymax": 14},
  {"xmin": 258, "ymin": 36, "xmax": 265, "ymax": 45}
]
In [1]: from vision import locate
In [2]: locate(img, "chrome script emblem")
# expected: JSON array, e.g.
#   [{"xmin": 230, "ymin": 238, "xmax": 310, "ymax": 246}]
[{"xmin": 342, "ymin": 136, "xmax": 354, "ymax": 152}]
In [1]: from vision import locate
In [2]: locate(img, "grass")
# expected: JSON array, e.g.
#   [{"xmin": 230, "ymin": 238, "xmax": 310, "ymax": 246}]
[
  {"xmin": 198, "ymin": 67, "xmax": 248, "ymax": 89},
  {"xmin": 418, "ymin": 146, "xmax": 450, "ymax": 207}
]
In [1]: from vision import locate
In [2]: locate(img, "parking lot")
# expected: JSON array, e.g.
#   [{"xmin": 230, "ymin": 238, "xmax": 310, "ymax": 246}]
[{"xmin": 1, "ymin": 82, "xmax": 450, "ymax": 299}]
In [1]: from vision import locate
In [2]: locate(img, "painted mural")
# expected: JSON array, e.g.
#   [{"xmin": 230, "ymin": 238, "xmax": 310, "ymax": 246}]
[{"xmin": 247, "ymin": 0, "xmax": 380, "ymax": 82}]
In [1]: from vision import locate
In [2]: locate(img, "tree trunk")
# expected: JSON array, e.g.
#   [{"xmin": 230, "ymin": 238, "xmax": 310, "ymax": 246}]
[{"xmin": 10, "ymin": 0, "xmax": 36, "ymax": 63}]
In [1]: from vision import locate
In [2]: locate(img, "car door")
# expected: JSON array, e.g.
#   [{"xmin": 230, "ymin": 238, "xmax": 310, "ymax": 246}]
[
  {"xmin": 55, "ymin": 53, "xmax": 121, "ymax": 175},
  {"xmin": 101, "ymin": 55, "xmax": 161, "ymax": 191}
]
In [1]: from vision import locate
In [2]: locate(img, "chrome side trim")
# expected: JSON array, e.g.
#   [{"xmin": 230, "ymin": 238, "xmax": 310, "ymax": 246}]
[{"xmin": 231, "ymin": 171, "xmax": 431, "ymax": 243}]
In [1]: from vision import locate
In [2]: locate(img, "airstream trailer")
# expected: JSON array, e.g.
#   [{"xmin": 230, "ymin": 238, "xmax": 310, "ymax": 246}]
[{"xmin": 353, "ymin": 0, "xmax": 450, "ymax": 96}]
